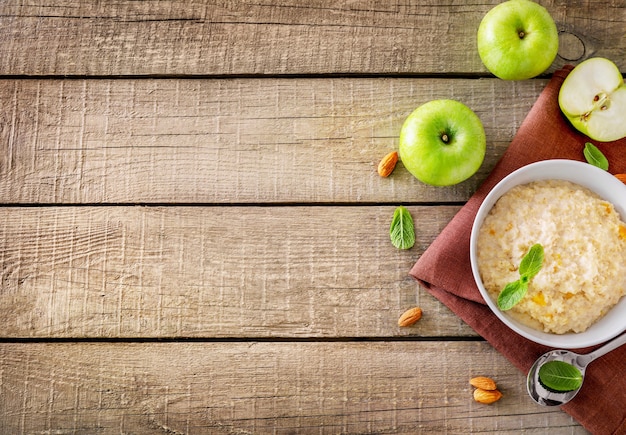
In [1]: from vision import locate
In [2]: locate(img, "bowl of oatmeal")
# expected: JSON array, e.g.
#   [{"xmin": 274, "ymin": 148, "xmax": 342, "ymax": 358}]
[{"xmin": 470, "ymin": 159, "xmax": 626, "ymax": 348}]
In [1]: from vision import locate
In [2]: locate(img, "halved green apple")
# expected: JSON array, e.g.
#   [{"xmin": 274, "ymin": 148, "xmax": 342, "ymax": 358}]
[{"xmin": 558, "ymin": 57, "xmax": 626, "ymax": 142}]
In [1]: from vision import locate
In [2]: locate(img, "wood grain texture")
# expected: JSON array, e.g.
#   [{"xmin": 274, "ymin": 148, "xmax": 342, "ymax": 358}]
[
  {"xmin": 0, "ymin": 1, "xmax": 615, "ymax": 431},
  {"xmin": 0, "ymin": 77, "xmax": 547, "ymax": 204},
  {"xmin": 0, "ymin": 1, "xmax": 622, "ymax": 76},
  {"xmin": 0, "ymin": 342, "xmax": 589, "ymax": 434},
  {"xmin": 0, "ymin": 205, "xmax": 477, "ymax": 338}
]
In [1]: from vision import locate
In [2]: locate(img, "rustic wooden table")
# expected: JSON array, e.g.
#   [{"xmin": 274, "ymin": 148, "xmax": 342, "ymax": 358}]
[{"xmin": 0, "ymin": 1, "xmax": 624, "ymax": 433}]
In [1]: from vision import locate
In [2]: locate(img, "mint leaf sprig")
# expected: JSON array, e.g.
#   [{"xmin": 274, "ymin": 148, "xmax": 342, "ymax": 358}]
[
  {"xmin": 497, "ymin": 243, "xmax": 544, "ymax": 311},
  {"xmin": 538, "ymin": 360, "xmax": 583, "ymax": 393},
  {"xmin": 583, "ymin": 142, "xmax": 609, "ymax": 171},
  {"xmin": 389, "ymin": 206, "xmax": 415, "ymax": 250}
]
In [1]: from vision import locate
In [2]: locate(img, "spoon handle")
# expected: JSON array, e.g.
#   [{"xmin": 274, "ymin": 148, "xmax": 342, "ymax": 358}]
[{"xmin": 579, "ymin": 332, "xmax": 626, "ymax": 367}]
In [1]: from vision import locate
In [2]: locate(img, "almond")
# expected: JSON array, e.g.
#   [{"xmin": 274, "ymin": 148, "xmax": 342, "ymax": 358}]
[
  {"xmin": 470, "ymin": 376, "xmax": 497, "ymax": 391},
  {"xmin": 377, "ymin": 151, "xmax": 398, "ymax": 177},
  {"xmin": 398, "ymin": 307, "xmax": 422, "ymax": 327},
  {"xmin": 615, "ymin": 174, "xmax": 626, "ymax": 184},
  {"xmin": 473, "ymin": 388, "xmax": 503, "ymax": 405}
]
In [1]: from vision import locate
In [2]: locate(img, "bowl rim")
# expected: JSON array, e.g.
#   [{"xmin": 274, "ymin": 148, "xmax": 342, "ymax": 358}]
[{"xmin": 470, "ymin": 159, "xmax": 626, "ymax": 348}]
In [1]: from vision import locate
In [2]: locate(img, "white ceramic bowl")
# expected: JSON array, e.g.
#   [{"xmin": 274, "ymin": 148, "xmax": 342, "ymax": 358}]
[{"xmin": 470, "ymin": 159, "xmax": 626, "ymax": 348}]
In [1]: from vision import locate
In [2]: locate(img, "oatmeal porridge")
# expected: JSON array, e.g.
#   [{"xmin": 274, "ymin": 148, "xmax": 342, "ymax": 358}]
[{"xmin": 477, "ymin": 179, "xmax": 626, "ymax": 334}]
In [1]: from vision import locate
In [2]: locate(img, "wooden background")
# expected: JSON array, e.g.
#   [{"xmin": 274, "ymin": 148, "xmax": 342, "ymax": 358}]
[{"xmin": 0, "ymin": 1, "xmax": 624, "ymax": 433}]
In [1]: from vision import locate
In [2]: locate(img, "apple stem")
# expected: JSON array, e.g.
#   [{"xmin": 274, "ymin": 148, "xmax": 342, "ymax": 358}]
[
  {"xmin": 441, "ymin": 133, "xmax": 449, "ymax": 143},
  {"xmin": 518, "ymin": 31, "xmax": 525, "ymax": 39}
]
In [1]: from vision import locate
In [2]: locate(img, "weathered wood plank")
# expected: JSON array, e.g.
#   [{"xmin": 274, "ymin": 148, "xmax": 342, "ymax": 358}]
[
  {"xmin": 0, "ymin": 1, "xmax": 622, "ymax": 76},
  {"xmin": 0, "ymin": 341, "xmax": 588, "ymax": 434},
  {"xmin": 0, "ymin": 205, "xmax": 477, "ymax": 338},
  {"xmin": 0, "ymin": 77, "xmax": 547, "ymax": 204}
]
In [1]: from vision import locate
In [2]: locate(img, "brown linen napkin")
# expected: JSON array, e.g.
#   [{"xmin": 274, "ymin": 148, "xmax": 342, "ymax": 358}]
[{"xmin": 410, "ymin": 65, "xmax": 626, "ymax": 434}]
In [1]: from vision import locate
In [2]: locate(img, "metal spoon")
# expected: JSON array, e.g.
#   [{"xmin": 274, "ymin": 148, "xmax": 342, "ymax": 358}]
[{"xmin": 527, "ymin": 332, "xmax": 626, "ymax": 406}]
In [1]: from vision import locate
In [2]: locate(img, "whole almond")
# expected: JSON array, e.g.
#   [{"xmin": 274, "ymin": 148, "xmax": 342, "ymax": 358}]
[
  {"xmin": 378, "ymin": 151, "xmax": 398, "ymax": 177},
  {"xmin": 615, "ymin": 174, "xmax": 626, "ymax": 184},
  {"xmin": 470, "ymin": 376, "xmax": 497, "ymax": 391},
  {"xmin": 398, "ymin": 307, "xmax": 422, "ymax": 327},
  {"xmin": 473, "ymin": 388, "xmax": 503, "ymax": 405}
]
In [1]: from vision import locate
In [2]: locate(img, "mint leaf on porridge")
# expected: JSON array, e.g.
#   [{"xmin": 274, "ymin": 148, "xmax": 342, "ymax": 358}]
[
  {"xmin": 583, "ymin": 142, "xmax": 609, "ymax": 171},
  {"xmin": 497, "ymin": 243, "xmax": 544, "ymax": 311},
  {"xmin": 519, "ymin": 244, "xmax": 544, "ymax": 279},
  {"xmin": 497, "ymin": 280, "xmax": 528, "ymax": 311}
]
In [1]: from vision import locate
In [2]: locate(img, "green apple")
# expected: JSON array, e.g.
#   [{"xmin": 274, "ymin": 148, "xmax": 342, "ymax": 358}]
[
  {"xmin": 477, "ymin": 0, "xmax": 558, "ymax": 80},
  {"xmin": 558, "ymin": 57, "xmax": 626, "ymax": 142},
  {"xmin": 398, "ymin": 100, "xmax": 486, "ymax": 186}
]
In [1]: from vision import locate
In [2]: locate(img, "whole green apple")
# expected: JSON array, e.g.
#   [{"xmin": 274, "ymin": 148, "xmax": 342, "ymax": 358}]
[
  {"xmin": 559, "ymin": 57, "xmax": 626, "ymax": 142},
  {"xmin": 477, "ymin": 0, "xmax": 558, "ymax": 80},
  {"xmin": 398, "ymin": 100, "xmax": 486, "ymax": 186}
]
